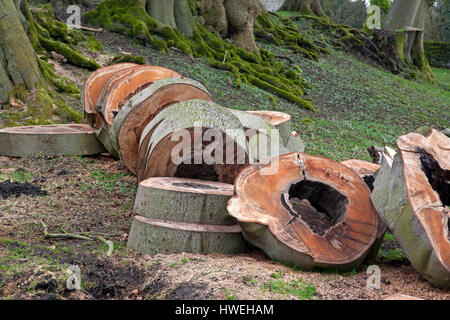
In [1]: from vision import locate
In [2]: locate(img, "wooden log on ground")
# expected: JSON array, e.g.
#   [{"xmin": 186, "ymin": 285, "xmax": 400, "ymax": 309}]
[
  {"xmin": 127, "ymin": 177, "xmax": 247, "ymax": 255},
  {"xmin": 95, "ymin": 65, "xmax": 181, "ymax": 125},
  {"xmin": 340, "ymin": 159, "xmax": 385, "ymax": 264},
  {"xmin": 370, "ymin": 129, "xmax": 450, "ymax": 288},
  {"xmin": 110, "ymin": 78, "xmax": 213, "ymax": 175},
  {"xmin": 82, "ymin": 63, "xmax": 137, "ymax": 126},
  {"xmin": 227, "ymin": 152, "xmax": 380, "ymax": 270},
  {"xmin": 136, "ymin": 100, "xmax": 253, "ymax": 184},
  {"xmin": 0, "ymin": 124, "xmax": 105, "ymax": 157},
  {"xmin": 247, "ymin": 110, "xmax": 292, "ymax": 144},
  {"xmin": 283, "ymin": 131, "xmax": 305, "ymax": 153},
  {"xmin": 382, "ymin": 294, "xmax": 423, "ymax": 300}
]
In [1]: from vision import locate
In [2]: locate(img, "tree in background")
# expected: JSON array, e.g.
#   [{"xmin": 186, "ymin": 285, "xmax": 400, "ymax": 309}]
[
  {"xmin": 384, "ymin": 0, "xmax": 434, "ymax": 81},
  {"xmin": 321, "ymin": 0, "xmax": 367, "ymax": 29},
  {"xmin": 425, "ymin": 0, "xmax": 450, "ymax": 42},
  {"xmin": 279, "ymin": 0, "xmax": 324, "ymax": 16}
]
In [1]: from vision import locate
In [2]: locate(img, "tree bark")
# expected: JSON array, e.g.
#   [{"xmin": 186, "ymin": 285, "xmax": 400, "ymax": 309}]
[
  {"xmin": 0, "ymin": 0, "xmax": 43, "ymax": 101},
  {"xmin": 127, "ymin": 177, "xmax": 246, "ymax": 255},
  {"xmin": 280, "ymin": 0, "xmax": 324, "ymax": 16},
  {"xmin": 384, "ymin": 0, "xmax": 434, "ymax": 80}
]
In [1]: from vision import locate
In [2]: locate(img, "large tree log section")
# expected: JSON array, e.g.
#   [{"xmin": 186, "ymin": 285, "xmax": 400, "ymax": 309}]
[
  {"xmin": 0, "ymin": 124, "xmax": 105, "ymax": 157},
  {"xmin": 110, "ymin": 78, "xmax": 213, "ymax": 175},
  {"xmin": 127, "ymin": 177, "xmax": 247, "ymax": 255},
  {"xmin": 370, "ymin": 129, "xmax": 450, "ymax": 288},
  {"xmin": 96, "ymin": 65, "xmax": 182, "ymax": 125},
  {"xmin": 227, "ymin": 152, "xmax": 379, "ymax": 270},
  {"xmin": 136, "ymin": 100, "xmax": 253, "ymax": 184}
]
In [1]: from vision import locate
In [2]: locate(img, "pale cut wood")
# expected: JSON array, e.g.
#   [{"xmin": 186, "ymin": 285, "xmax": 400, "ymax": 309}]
[
  {"xmin": 370, "ymin": 129, "xmax": 450, "ymax": 288},
  {"xmin": 340, "ymin": 159, "xmax": 380, "ymax": 178},
  {"xmin": 0, "ymin": 124, "xmax": 105, "ymax": 157},
  {"xmin": 137, "ymin": 100, "xmax": 253, "ymax": 183},
  {"xmin": 96, "ymin": 65, "xmax": 181, "ymax": 125},
  {"xmin": 382, "ymin": 294, "xmax": 423, "ymax": 300},
  {"xmin": 109, "ymin": 78, "xmax": 212, "ymax": 175},
  {"xmin": 127, "ymin": 177, "xmax": 247, "ymax": 255},
  {"xmin": 227, "ymin": 152, "xmax": 379, "ymax": 270},
  {"xmin": 247, "ymin": 110, "xmax": 292, "ymax": 144}
]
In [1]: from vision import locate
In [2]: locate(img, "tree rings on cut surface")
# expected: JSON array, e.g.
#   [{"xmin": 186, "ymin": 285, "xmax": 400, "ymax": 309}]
[
  {"xmin": 0, "ymin": 124, "xmax": 105, "ymax": 157},
  {"xmin": 127, "ymin": 177, "xmax": 247, "ymax": 255},
  {"xmin": 227, "ymin": 152, "xmax": 379, "ymax": 270},
  {"xmin": 96, "ymin": 65, "xmax": 181, "ymax": 125},
  {"xmin": 110, "ymin": 78, "xmax": 213, "ymax": 175},
  {"xmin": 371, "ymin": 129, "xmax": 450, "ymax": 288},
  {"xmin": 136, "ymin": 100, "xmax": 253, "ymax": 184},
  {"xmin": 247, "ymin": 110, "xmax": 292, "ymax": 144}
]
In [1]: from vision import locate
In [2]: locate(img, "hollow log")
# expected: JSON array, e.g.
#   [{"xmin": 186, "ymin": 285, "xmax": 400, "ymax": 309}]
[
  {"xmin": 370, "ymin": 129, "xmax": 450, "ymax": 288},
  {"xmin": 109, "ymin": 78, "xmax": 212, "ymax": 175},
  {"xmin": 95, "ymin": 65, "xmax": 181, "ymax": 125},
  {"xmin": 247, "ymin": 110, "xmax": 292, "ymax": 145},
  {"xmin": 127, "ymin": 177, "xmax": 247, "ymax": 255},
  {"xmin": 227, "ymin": 152, "xmax": 380, "ymax": 270},
  {"xmin": 136, "ymin": 100, "xmax": 253, "ymax": 184},
  {"xmin": 0, "ymin": 124, "xmax": 105, "ymax": 157}
]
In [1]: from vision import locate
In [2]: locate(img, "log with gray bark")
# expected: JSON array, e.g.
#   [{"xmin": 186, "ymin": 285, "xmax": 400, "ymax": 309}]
[
  {"xmin": 227, "ymin": 152, "xmax": 380, "ymax": 270},
  {"xmin": 127, "ymin": 177, "xmax": 247, "ymax": 254},
  {"xmin": 370, "ymin": 129, "xmax": 450, "ymax": 288},
  {"xmin": 0, "ymin": 124, "xmax": 105, "ymax": 157}
]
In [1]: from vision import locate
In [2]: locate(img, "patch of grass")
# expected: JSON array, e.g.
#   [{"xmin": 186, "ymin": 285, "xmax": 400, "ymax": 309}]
[
  {"xmin": 169, "ymin": 257, "xmax": 191, "ymax": 268},
  {"xmin": 82, "ymin": 169, "xmax": 136, "ymax": 194},
  {"xmin": 263, "ymin": 277, "xmax": 316, "ymax": 300},
  {"xmin": 224, "ymin": 288, "xmax": 237, "ymax": 300},
  {"xmin": 385, "ymin": 249, "xmax": 407, "ymax": 261},
  {"xmin": 11, "ymin": 168, "xmax": 33, "ymax": 183}
]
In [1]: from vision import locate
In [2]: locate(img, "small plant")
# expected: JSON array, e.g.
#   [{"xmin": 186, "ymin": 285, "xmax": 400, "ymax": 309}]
[
  {"xmin": 264, "ymin": 277, "xmax": 316, "ymax": 300},
  {"xmin": 12, "ymin": 168, "xmax": 32, "ymax": 183},
  {"xmin": 224, "ymin": 289, "xmax": 237, "ymax": 300}
]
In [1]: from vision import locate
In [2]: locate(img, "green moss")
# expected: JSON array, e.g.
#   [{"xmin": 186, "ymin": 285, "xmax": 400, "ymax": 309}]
[
  {"xmin": 424, "ymin": 41, "xmax": 450, "ymax": 69},
  {"xmin": 87, "ymin": 36, "xmax": 103, "ymax": 52},
  {"xmin": 108, "ymin": 54, "xmax": 147, "ymax": 65},
  {"xmin": 83, "ymin": 0, "xmax": 317, "ymax": 112}
]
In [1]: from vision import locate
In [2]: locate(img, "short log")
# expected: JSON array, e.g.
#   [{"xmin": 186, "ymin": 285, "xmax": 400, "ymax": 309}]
[{"xmin": 127, "ymin": 177, "xmax": 247, "ymax": 255}]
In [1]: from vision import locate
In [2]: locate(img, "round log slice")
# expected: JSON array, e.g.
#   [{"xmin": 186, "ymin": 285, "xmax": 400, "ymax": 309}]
[
  {"xmin": 96, "ymin": 65, "xmax": 181, "ymax": 125},
  {"xmin": 227, "ymin": 152, "xmax": 379, "ymax": 270},
  {"xmin": 136, "ymin": 100, "xmax": 253, "ymax": 184},
  {"xmin": 110, "ymin": 78, "xmax": 212, "ymax": 175},
  {"xmin": 127, "ymin": 177, "xmax": 247, "ymax": 255},
  {"xmin": 247, "ymin": 110, "xmax": 292, "ymax": 144},
  {"xmin": 0, "ymin": 124, "xmax": 105, "ymax": 157},
  {"xmin": 370, "ymin": 129, "xmax": 450, "ymax": 288}
]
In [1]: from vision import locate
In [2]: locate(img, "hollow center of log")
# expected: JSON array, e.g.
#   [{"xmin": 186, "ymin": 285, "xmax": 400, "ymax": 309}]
[
  {"xmin": 287, "ymin": 180, "xmax": 349, "ymax": 236},
  {"xmin": 363, "ymin": 175, "xmax": 375, "ymax": 191},
  {"xmin": 174, "ymin": 163, "xmax": 219, "ymax": 182},
  {"xmin": 419, "ymin": 151, "xmax": 450, "ymax": 206},
  {"xmin": 172, "ymin": 181, "xmax": 219, "ymax": 190}
]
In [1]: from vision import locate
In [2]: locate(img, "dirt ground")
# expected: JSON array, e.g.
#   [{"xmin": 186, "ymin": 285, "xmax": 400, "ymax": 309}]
[{"xmin": 0, "ymin": 155, "xmax": 449, "ymax": 300}]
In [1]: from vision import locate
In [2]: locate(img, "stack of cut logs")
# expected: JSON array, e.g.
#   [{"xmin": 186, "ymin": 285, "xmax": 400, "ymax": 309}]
[{"xmin": 0, "ymin": 64, "xmax": 448, "ymax": 288}]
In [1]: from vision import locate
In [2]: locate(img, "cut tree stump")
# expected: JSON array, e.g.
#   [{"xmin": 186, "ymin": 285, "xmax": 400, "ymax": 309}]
[
  {"xmin": 0, "ymin": 124, "xmax": 105, "ymax": 157},
  {"xmin": 95, "ymin": 65, "xmax": 181, "ymax": 125},
  {"xmin": 227, "ymin": 152, "xmax": 379, "ymax": 270},
  {"xmin": 109, "ymin": 78, "xmax": 212, "ymax": 175},
  {"xmin": 127, "ymin": 177, "xmax": 247, "ymax": 255},
  {"xmin": 136, "ymin": 100, "xmax": 253, "ymax": 184},
  {"xmin": 247, "ymin": 110, "xmax": 292, "ymax": 144},
  {"xmin": 370, "ymin": 129, "xmax": 450, "ymax": 288}
]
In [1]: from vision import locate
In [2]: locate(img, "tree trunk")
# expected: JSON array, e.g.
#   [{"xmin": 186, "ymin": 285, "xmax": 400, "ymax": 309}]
[
  {"xmin": 370, "ymin": 129, "xmax": 450, "ymax": 288},
  {"xmin": 279, "ymin": 0, "xmax": 324, "ymax": 16},
  {"xmin": 127, "ymin": 177, "xmax": 247, "ymax": 255},
  {"xmin": 384, "ymin": 0, "xmax": 434, "ymax": 81},
  {"xmin": 0, "ymin": 0, "xmax": 44, "ymax": 102},
  {"xmin": 227, "ymin": 152, "xmax": 380, "ymax": 271}
]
